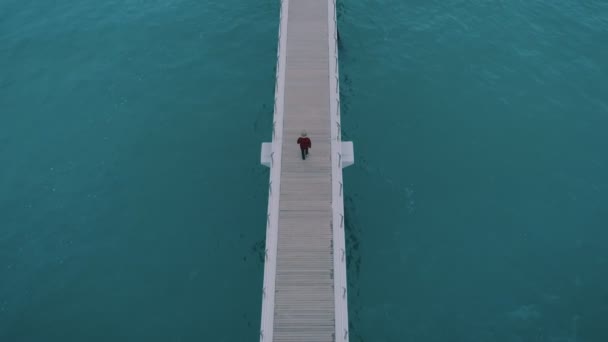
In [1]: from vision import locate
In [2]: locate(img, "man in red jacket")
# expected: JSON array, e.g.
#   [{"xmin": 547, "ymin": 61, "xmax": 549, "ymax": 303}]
[{"xmin": 297, "ymin": 130, "xmax": 311, "ymax": 160}]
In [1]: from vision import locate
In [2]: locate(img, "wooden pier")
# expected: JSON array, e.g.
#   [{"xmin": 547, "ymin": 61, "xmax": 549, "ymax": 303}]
[{"xmin": 260, "ymin": 0, "xmax": 353, "ymax": 340}]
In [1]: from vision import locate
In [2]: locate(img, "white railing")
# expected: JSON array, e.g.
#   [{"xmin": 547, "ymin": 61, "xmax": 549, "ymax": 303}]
[
  {"xmin": 259, "ymin": 0, "xmax": 287, "ymax": 341},
  {"xmin": 330, "ymin": 0, "xmax": 350, "ymax": 340}
]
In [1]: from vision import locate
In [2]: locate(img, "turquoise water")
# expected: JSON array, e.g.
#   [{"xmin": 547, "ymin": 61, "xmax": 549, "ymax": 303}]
[
  {"xmin": 1, "ymin": 0, "xmax": 276, "ymax": 340},
  {"xmin": 341, "ymin": 1, "xmax": 608, "ymax": 341},
  {"xmin": 1, "ymin": 0, "xmax": 607, "ymax": 341}
]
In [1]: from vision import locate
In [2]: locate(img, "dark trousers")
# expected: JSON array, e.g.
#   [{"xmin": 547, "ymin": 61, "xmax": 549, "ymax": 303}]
[{"xmin": 301, "ymin": 148, "xmax": 309, "ymax": 160}]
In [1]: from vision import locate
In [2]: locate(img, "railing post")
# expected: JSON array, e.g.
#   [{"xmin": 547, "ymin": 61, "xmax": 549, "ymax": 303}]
[
  {"xmin": 339, "ymin": 181, "xmax": 343, "ymax": 197},
  {"xmin": 339, "ymin": 213, "xmax": 344, "ymax": 228},
  {"xmin": 276, "ymin": 58, "xmax": 280, "ymax": 74},
  {"xmin": 336, "ymin": 98, "xmax": 340, "ymax": 116},
  {"xmin": 337, "ymin": 122, "xmax": 341, "ymax": 140}
]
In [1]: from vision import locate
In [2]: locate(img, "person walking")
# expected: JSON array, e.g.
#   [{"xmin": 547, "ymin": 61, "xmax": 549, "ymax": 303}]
[{"xmin": 297, "ymin": 130, "xmax": 311, "ymax": 160}]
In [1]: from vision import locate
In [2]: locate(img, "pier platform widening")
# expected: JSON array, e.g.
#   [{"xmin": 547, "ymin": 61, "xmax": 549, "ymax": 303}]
[{"xmin": 259, "ymin": 0, "xmax": 353, "ymax": 341}]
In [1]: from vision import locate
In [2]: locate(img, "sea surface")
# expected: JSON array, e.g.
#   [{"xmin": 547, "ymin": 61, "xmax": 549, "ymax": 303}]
[{"xmin": 1, "ymin": 0, "xmax": 607, "ymax": 341}]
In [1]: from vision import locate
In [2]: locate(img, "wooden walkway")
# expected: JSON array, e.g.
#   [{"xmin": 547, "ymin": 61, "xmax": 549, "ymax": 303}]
[
  {"xmin": 274, "ymin": 0, "xmax": 333, "ymax": 340},
  {"xmin": 260, "ymin": 0, "xmax": 351, "ymax": 341}
]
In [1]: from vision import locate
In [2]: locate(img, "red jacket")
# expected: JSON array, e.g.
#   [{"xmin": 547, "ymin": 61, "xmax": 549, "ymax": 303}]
[{"xmin": 297, "ymin": 137, "xmax": 311, "ymax": 149}]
